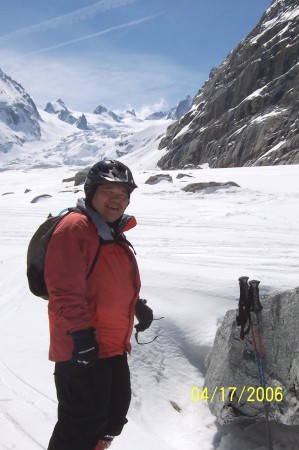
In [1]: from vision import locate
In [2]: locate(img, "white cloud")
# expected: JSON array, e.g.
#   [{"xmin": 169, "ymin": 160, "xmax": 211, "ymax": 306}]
[
  {"xmin": 0, "ymin": 48, "xmax": 202, "ymax": 113},
  {"xmin": 0, "ymin": 0, "xmax": 137, "ymax": 41},
  {"xmin": 133, "ymin": 99, "xmax": 170, "ymax": 119},
  {"xmin": 16, "ymin": 15, "xmax": 162, "ymax": 58}
]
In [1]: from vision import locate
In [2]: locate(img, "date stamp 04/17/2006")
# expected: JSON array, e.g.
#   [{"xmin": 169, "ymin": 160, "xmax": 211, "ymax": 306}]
[{"xmin": 191, "ymin": 386, "xmax": 284, "ymax": 404}]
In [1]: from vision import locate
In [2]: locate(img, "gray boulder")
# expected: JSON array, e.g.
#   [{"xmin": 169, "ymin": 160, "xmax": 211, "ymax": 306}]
[
  {"xmin": 176, "ymin": 173, "xmax": 194, "ymax": 179},
  {"xmin": 74, "ymin": 168, "xmax": 89, "ymax": 186},
  {"xmin": 182, "ymin": 181, "xmax": 239, "ymax": 193},
  {"xmin": 30, "ymin": 194, "xmax": 52, "ymax": 203},
  {"xmin": 145, "ymin": 174, "xmax": 173, "ymax": 184},
  {"xmin": 204, "ymin": 286, "xmax": 299, "ymax": 425}
]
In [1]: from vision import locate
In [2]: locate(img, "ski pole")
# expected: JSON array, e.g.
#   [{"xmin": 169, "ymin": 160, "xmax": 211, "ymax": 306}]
[
  {"xmin": 249, "ymin": 280, "xmax": 262, "ymax": 313},
  {"xmin": 249, "ymin": 280, "xmax": 273, "ymax": 450},
  {"xmin": 236, "ymin": 276, "xmax": 251, "ymax": 339}
]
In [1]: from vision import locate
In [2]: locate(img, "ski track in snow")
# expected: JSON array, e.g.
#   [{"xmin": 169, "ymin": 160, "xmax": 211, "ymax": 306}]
[
  {"xmin": 0, "ymin": 357, "xmax": 52, "ymax": 450},
  {"xmin": 0, "ymin": 165, "xmax": 299, "ymax": 449}
]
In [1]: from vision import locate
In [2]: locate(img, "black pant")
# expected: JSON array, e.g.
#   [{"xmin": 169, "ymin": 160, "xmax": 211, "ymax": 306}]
[{"xmin": 48, "ymin": 354, "xmax": 131, "ymax": 450}]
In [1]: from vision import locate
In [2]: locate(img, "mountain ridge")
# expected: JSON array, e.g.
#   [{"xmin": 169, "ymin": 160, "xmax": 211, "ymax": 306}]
[
  {"xmin": 0, "ymin": 65, "xmax": 192, "ymax": 170},
  {"xmin": 1, "ymin": 0, "xmax": 299, "ymax": 171},
  {"xmin": 0, "ymin": 68, "xmax": 42, "ymax": 153}
]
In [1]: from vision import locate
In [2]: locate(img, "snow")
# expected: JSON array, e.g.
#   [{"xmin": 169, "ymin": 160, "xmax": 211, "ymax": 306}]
[
  {"xmin": 1, "ymin": 79, "xmax": 299, "ymax": 449},
  {"xmin": 264, "ymin": 6, "xmax": 299, "ymax": 28},
  {"xmin": 0, "ymin": 160, "xmax": 299, "ymax": 449},
  {"xmin": 255, "ymin": 140, "xmax": 287, "ymax": 163},
  {"xmin": 250, "ymin": 3, "xmax": 299, "ymax": 45},
  {"xmin": 1, "ymin": 0, "xmax": 299, "ymax": 445},
  {"xmin": 0, "ymin": 72, "xmax": 23, "ymax": 104},
  {"xmin": 173, "ymin": 123, "xmax": 191, "ymax": 140},
  {"xmin": 0, "ymin": 107, "xmax": 171, "ymax": 171},
  {"xmin": 250, "ymin": 108, "xmax": 287, "ymax": 124},
  {"xmin": 245, "ymin": 87, "xmax": 265, "ymax": 101}
]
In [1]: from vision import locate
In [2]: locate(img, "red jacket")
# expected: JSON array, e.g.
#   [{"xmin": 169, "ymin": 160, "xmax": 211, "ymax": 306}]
[{"xmin": 44, "ymin": 210, "xmax": 141, "ymax": 362}]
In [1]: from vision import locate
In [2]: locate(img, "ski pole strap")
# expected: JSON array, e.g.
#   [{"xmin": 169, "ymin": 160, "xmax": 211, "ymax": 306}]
[
  {"xmin": 250, "ymin": 323, "xmax": 266, "ymax": 388},
  {"xmin": 134, "ymin": 317, "xmax": 164, "ymax": 345},
  {"xmin": 135, "ymin": 332, "xmax": 159, "ymax": 345}
]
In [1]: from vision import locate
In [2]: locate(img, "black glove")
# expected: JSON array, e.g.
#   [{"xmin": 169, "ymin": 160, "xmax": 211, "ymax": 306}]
[
  {"xmin": 135, "ymin": 299, "xmax": 153, "ymax": 332},
  {"xmin": 69, "ymin": 327, "xmax": 99, "ymax": 366}
]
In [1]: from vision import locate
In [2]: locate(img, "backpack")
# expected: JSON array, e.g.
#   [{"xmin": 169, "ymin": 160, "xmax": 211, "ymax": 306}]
[{"xmin": 26, "ymin": 208, "xmax": 100, "ymax": 300}]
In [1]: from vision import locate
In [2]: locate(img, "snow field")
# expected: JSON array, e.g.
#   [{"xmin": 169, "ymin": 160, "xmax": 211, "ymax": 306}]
[{"xmin": 0, "ymin": 164, "xmax": 298, "ymax": 449}]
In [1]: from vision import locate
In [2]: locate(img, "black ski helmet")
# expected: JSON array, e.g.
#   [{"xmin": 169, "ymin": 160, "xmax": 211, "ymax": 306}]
[{"xmin": 84, "ymin": 159, "xmax": 137, "ymax": 204}]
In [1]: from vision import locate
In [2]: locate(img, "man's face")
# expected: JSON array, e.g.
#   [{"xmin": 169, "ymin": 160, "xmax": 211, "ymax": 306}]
[{"xmin": 91, "ymin": 183, "xmax": 130, "ymax": 222}]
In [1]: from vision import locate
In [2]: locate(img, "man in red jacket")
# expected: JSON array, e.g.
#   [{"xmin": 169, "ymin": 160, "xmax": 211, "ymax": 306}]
[{"xmin": 45, "ymin": 160, "xmax": 153, "ymax": 450}]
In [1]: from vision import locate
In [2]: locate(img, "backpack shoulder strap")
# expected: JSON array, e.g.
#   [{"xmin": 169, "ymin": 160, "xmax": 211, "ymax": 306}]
[{"xmin": 86, "ymin": 236, "xmax": 101, "ymax": 279}]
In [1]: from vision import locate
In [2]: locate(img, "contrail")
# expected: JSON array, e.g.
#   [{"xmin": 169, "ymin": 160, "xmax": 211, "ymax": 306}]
[
  {"xmin": 0, "ymin": 0, "xmax": 136, "ymax": 41},
  {"xmin": 17, "ymin": 15, "xmax": 161, "ymax": 58}
]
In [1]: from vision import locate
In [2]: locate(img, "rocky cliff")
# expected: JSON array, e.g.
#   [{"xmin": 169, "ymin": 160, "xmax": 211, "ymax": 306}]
[{"xmin": 158, "ymin": 0, "xmax": 299, "ymax": 169}]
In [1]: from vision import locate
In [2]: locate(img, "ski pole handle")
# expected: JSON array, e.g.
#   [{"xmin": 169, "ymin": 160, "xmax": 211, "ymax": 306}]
[
  {"xmin": 249, "ymin": 280, "xmax": 262, "ymax": 312},
  {"xmin": 238, "ymin": 276, "xmax": 249, "ymax": 305}
]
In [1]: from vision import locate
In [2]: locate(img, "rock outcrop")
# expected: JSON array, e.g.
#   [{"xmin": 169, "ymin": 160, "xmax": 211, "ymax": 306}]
[
  {"xmin": 44, "ymin": 99, "xmax": 77, "ymax": 125},
  {"xmin": 182, "ymin": 181, "xmax": 239, "ymax": 193},
  {"xmin": 204, "ymin": 286, "xmax": 299, "ymax": 426},
  {"xmin": 145, "ymin": 174, "xmax": 173, "ymax": 184},
  {"xmin": 158, "ymin": 0, "xmax": 299, "ymax": 168},
  {"xmin": 76, "ymin": 114, "xmax": 88, "ymax": 130},
  {"xmin": 74, "ymin": 168, "xmax": 89, "ymax": 186}
]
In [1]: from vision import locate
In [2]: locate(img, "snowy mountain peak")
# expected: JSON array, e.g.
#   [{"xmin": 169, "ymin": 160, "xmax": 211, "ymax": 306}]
[
  {"xmin": 0, "ymin": 66, "xmax": 173, "ymax": 170},
  {"xmin": 93, "ymin": 104, "xmax": 122, "ymax": 122},
  {"xmin": 0, "ymin": 67, "xmax": 41, "ymax": 153},
  {"xmin": 126, "ymin": 109, "xmax": 136, "ymax": 117},
  {"xmin": 44, "ymin": 99, "xmax": 77, "ymax": 125},
  {"xmin": 145, "ymin": 95, "xmax": 193, "ymax": 120},
  {"xmin": 166, "ymin": 95, "xmax": 193, "ymax": 120},
  {"xmin": 145, "ymin": 95, "xmax": 192, "ymax": 121},
  {"xmin": 44, "ymin": 98, "xmax": 67, "ymax": 115}
]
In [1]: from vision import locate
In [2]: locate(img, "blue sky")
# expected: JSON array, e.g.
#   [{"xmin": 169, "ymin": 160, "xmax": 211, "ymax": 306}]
[{"xmin": 0, "ymin": 0, "xmax": 271, "ymax": 116}]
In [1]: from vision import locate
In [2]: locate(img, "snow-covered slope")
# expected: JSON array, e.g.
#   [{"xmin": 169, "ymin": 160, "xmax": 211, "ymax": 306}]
[
  {"xmin": 0, "ymin": 164, "xmax": 299, "ymax": 449},
  {"xmin": 0, "ymin": 67, "xmax": 185, "ymax": 172},
  {"xmin": 0, "ymin": 102, "xmax": 172, "ymax": 170},
  {"xmin": 0, "ymin": 68, "xmax": 42, "ymax": 154},
  {"xmin": 0, "ymin": 67, "xmax": 173, "ymax": 171}
]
